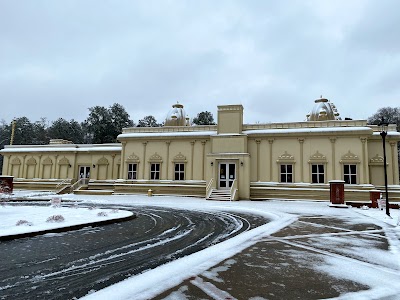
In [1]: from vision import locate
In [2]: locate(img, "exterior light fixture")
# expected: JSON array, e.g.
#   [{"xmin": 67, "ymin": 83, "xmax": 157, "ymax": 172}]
[
  {"xmin": 211, "ymin": 162, "xmax": 213, "ymax": 166},
  {"xmin": 379, "ymin": 120, "xmax": 390, "ymax": 217},
  {"xmin": 241, "ymin": 161, "xmax": 244, "ymax": 166}
]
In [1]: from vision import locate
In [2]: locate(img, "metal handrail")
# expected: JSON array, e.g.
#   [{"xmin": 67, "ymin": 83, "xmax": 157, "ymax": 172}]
[
  {"xmin": 230, "ymin": 179, "xmax": 238, "ymax": 201},
  {"xmin": 55, "ymin": 179, "xmax": 70, "ymax": 190},
  {"xmin": 70, "ymin": 178, "xmax": 89, "ymax": 191},
  {"xmin": 206, "ymin": 178, "xmax": 214, "ymax": 199}
]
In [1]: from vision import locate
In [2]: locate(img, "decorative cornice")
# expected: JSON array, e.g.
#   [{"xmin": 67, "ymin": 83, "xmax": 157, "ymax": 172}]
[
  {"xmin": 97, "ymin": 157, "xmax": 109, "ymax": 165},
  {"xmin": 126, "ymin": 152, "xmax": 140, "ymax": 163},
  {"xmin": 369, "ymin": 154, "xmax": 387, "ymax": 166},
  {"xmin": 308, "ymin": 151, "xmax": 327, "ymax": 163},
  {"xmin": 339, "ymin": 150, "xmax": 360, "ymax": 164},
  {"xmin": 42, "ymin": 157, "xmax": 53, "ymax": 165},
  {"xmin": 58, "ymin": 157, "xmax": 70, "ymax": 165},
  {"xmin": 276, "ymin": 151, "xmax": 296, "ymax": 163},
  {"xmin": 11, "ymin": 157, "xmax": 21, "ymax": 165},
  {"xmin": 26, "ymin": 157, "xmax": 37, "ymax": 165},
  {"xmin": 148, "ymin": 152, "xmax": 163, "ymax": 163},
  {"xmin": 172, "ymin": 152, "xmax": 187, "ymax": 163}
]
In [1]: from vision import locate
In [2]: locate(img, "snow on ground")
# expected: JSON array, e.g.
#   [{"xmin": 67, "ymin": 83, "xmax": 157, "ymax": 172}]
[
  {"xmin": 0, "ymin": 196, "xmax": 133, "ymax": 238},
  {"xmin": 2, "ymin": 190, "xmax": 400, "ymax": 299}
]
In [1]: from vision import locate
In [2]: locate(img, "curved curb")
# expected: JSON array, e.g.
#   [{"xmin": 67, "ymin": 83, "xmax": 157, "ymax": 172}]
[{"xmin": 0, "ymin": 214, "xmax": 136, "ymax": 241}]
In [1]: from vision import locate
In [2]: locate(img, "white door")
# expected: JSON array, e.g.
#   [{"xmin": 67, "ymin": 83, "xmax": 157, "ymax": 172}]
[
  {"xmin": 218, "ymin": 163, "xmax": 236, "ymax": 189},
  {"xmin": 79, "ymin": 166, "xmax": 91, "ymax": 179}
]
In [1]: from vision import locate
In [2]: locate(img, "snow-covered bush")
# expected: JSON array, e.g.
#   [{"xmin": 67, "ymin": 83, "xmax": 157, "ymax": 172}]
[
  {"xmin": 97, "ymin": 211, "xmax": 108, "ymax": 217},
  {"xmin": 88, "ymin": 206, "xmax": 97, "ymax": 210},
  {"xmin": 110, "ymin": 209, "xmax": 119, "ymax": 214},
  {"xmin": 46, "ymin": 215, "xmax": 65, "ymax": 223},
  {"xmin": 16, "ymin": 220, "xmax": 33, "ymax": 226}
]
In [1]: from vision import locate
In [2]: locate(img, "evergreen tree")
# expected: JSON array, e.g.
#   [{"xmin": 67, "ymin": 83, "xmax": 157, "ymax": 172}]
[
  {"xmin": 48, "ymin": 118, "xmax": 84, "ymax": 143},
  {"xmin": 137, "ymin": 115, "xmax": 160, "ymax": 127},
  {"xmin": 192, "ymin": 111, "xmax": 216, "ymax": 125},
  {"xmin": 82, "ymin": 103, "xmax": 134, "ymax": 143}
]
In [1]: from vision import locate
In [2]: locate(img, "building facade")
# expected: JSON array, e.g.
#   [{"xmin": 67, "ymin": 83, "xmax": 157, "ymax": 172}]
[{"xmin": 1, "ymin": 99, "xmax": 400, "ymax": 201}]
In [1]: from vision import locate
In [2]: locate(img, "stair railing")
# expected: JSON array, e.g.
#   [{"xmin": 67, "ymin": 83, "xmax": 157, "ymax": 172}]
[
  {"xmin": 70, "ymin": 178, "xmax": 89, "ymax": 192},
  {"xmin": 230, "ymin": 179, "xmax": 238, "ymax": 201},
  {"xmin": 55, "ymin": 178, "xmax": 70, "ymax": 191},
  {"xmin": 206, "ymin": 178, "xmax": 214, "ymax": 199}
]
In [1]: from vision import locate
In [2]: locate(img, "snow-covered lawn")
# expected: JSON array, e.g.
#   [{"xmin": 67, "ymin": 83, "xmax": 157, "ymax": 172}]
[
  {"xmin": 0, "ymin": 199, "xmax": 133, "ymax": 238},
  {"xmin": 2, "ymin": 190, "xmax": 400, "ymax": 300}
]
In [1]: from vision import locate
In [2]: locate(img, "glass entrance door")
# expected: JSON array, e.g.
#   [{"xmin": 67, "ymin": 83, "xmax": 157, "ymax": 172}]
[
  {"xmin": 218, "ymin": 163, "xmax": 236, "ymax": 189},
  {"xmin": 79, "ymin": 166, "xmax": 91, "ymax": 179}
]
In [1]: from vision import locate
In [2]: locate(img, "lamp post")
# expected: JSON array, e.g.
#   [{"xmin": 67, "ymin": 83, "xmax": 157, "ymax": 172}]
[{"xmin": 379, "ymin": 121, "xmax": 390, "ymax": 217}]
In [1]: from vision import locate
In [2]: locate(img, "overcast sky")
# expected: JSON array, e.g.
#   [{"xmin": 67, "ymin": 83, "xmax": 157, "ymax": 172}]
[{"xmin": 1, "ymin": 0, "xmax": 399, "ymax": 126}]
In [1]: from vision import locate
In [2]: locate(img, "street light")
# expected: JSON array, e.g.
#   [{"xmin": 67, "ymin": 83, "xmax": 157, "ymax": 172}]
[{"xmin": 379, "ymin": 120, "xmax": 390, "ymax": 217}]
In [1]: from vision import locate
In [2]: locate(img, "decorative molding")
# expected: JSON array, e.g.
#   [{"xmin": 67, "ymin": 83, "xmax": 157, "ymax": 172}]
[
  {"xmin": 298, "ymin": 138, "xmax": 305, "ymax": 143},
  {"xmin": 58, "ymin": 157, "xmax": 70, "ymax": 165},
  {"xmin": 340, "ymin": 151, "xmax": 360, "ymax": 164},
  {"xmin": 148, "ymin": 152, "xmax": 163, "ymax": 163},
  {"xmin": 126, "ymin": 152, "xmax": 140, "ymax": 163},
  {"xmin": 97, "ymin": 157, "xmax": 109, "ymax": 165},
  {"xmin": 308, "ymin": 151, "xmax": 327, "ymax": 164},
  {"xmin": 26, "ymin": 157, "xmax": 37, "ymax": 165},
  {"xmin": 42, "ymin": 157, "xmax": 53, "ymax": 165},
  {"xmin": 172, "ymin": 152, "xmax": 187, "ymax": 163},
  {"xmin": 11, "ymin": 157, "xmax": 21, "ymax": 165},
  {"xmin": 369, "ymin": 154, "xmax": 387, "ymax": 166},
  {"xmin": 276, "ymin": 151, "xmax": 296, "ymax": 163}
]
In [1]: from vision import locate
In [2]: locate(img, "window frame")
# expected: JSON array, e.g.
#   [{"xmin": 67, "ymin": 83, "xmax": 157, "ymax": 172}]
[
  {"xmin": 174, "ymin": 163, "xmax": 185, "ymax": 181},
  {"xmin": 279, "ymin": 164, "xmax": 294, "ymax": 183},
  {"xmin": 150, "ymin": 163, "xmax": 160, "ymax": 180},
  {"xmin": 343, "ymin": 164, "xmax": 357, "ymax": 184},
  {"xmin": 127, "ymin": 163, "xmax": 138, "ymax": 180},
  {"xmin": 311, "ymin": 164, "xmax": 325, "ymax": 184}
]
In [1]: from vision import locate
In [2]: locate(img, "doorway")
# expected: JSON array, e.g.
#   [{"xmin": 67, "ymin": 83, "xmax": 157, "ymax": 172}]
[
  {"xmin": 79, "ymin": 166, "xmax": 91, "ymax": 179},
  {"xmin": 218, "ymin": 162, "xmax": 236, "ymax": 189}
]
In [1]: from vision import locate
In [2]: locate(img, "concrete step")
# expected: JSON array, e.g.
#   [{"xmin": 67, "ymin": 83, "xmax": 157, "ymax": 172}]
[{"xmin": 207, "ymin": 189, "xmax": 232, "ymax": 201}]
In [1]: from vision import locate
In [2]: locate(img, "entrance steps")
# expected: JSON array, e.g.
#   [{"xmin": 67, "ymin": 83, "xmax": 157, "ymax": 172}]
[{"xmin": 207, "ymin": 189, "xmax": 231, "ymax": 201}]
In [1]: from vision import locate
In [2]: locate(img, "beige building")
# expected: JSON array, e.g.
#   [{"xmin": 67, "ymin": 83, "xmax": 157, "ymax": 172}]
[{"xmin": 1, "ymin": 98, "xmax": 400, "ymax": 201}]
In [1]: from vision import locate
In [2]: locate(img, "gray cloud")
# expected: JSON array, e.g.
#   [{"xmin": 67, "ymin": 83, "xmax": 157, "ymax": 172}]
[{"xmin": 1, "ymin": 0, "xmax": 399, "ymax": 126}]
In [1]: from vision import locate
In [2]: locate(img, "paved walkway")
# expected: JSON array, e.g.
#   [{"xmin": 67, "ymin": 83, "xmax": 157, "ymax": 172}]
[{"xmin": 154, "ymin": 214, "xmax": 400, "ymax": 300}]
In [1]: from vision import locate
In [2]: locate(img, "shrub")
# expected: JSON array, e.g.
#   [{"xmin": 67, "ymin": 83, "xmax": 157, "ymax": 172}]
[
  {"xmin": 97, "ymin": 211, "xmax": 108, "ymax": 217},
  {"xmin": 110, "ymin": 209, "xmax": 119, "ymax": 214},
  {"xmin": 46, "ymin": 215, "xmax": 65, "ymax": 223},
  {"xmin": 88, "ymin": 206, "xmax": 97, "ymax": 210},
  {"xmin": 16, "ymin": 220, "xmax": 33, "ymax": 226}
]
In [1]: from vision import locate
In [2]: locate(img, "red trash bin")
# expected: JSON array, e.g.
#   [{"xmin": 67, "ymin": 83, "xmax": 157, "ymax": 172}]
[
  {"xmin": 370, "ymin": 190, "xmax": 381, "ymax": 208},
  {"xmin": 0, "ymin": 176, "xmax": 14, "ymax": 193},
  {"xmin": 329, "ymin": 180, "xmax": 345, "ymax": 205}
]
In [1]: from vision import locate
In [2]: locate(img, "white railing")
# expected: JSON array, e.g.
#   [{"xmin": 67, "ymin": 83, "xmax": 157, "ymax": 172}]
[
  {"xmin": 55, "ymin": 179, "xmax": 70, "ymax": 191},
  {"xmin": 70, "ymin": 178, "xmax": 89, "ymax": 191},
  {"xmin": 206, "ymin": 178, "xmax": 214, "ymax": 199},
  {"xmin": 230, "ymin": 179, "xmax": 238, "ymax": 201}
]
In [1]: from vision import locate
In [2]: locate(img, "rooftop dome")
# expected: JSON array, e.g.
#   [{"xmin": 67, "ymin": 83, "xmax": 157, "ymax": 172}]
[
  {"xmin": 164, "ymin": 102, "xmax": 190, "ymax": 126},
  {"xmin": 307, "ymin": 96, "xmax": 341, "ymax": 121}
]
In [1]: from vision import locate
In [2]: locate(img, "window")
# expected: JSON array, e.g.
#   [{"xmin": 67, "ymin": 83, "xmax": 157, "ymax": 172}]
[
  {"xmin": 344, "ymin": 164, "xmax": 357, "ymax": 184},
  {"xmin": 174, "ymin": 163, "xmax": 185, "ymax": 180},
  {"xmin": 280, "ymin": 164, "xmax": 293, "ymax": 183},
  {"xmin": 127, "ymin": 163, "xmax": 137, "ymax": 179},
  {"xmin": 311, "ymin": 164, "xmax": 324, "ymax": 183},
  {"xmin": 150, "ymin": 163, "xmax": 160, "ymax": 180}
]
